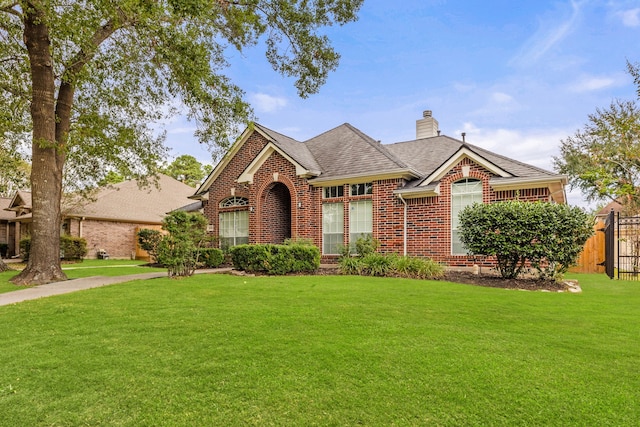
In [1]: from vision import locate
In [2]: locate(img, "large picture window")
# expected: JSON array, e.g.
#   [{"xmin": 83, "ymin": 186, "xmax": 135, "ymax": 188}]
[
  {"xmin": 451, "ymin": 179, "xmax": 482, "ymax": 255},
  {"xmin": 322, "ymin": 203, "xmax": 344, "ymax": 255},
  {"xmin": 349, "ymin": 200, "xmax": 372, "ymax": 244},
  {"xmin": 219, "ymin": 210, "xmax": 249, "ymax": 249}
]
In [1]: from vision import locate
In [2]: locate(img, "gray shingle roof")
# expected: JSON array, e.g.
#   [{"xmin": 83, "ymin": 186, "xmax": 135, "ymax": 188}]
[
  {"xmin": 255, "ymin": 124, "xmax": 322, "ymax": 174},
  {"xmin": 304, "ymin": 123, "xmax": 412, "ymax": 178},
  {"xmin": 198, "ymin": 121, "xmax": 564, "ymax": 196},
  {"xmin": 386, "ymin": 136, "xmax": 558, "ymax": 181},
  {"xmin": 65, "ymin": 174, "xmax": 195, "ymax": 223},
  {"xmin": 0, "ymin": 198, "xmax": 15, "ymax": 220}
]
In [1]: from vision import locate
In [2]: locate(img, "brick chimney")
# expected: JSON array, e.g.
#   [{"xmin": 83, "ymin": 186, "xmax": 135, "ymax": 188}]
[{"xmin": 416, "ymin": 110, "xmax": 439, "ymax": 139}]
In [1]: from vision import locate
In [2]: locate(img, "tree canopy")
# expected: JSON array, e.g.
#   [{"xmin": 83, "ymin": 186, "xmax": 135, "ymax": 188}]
[
  {"xmin": 554, "ymin": 61, "xmax": 640, "ymax": 214},
  {"xmin": 0, "ymin": 0, "xmax": 363, "ymax": 285},
  {"xmin": 162, "ymin": 154, "xmax": 212, "ymax": 187}
]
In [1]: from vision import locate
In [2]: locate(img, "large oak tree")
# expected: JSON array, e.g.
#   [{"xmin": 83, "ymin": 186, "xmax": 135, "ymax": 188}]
[{"xmin": 0, "ymin": 0, "xmax": 362, "ymax": 285}]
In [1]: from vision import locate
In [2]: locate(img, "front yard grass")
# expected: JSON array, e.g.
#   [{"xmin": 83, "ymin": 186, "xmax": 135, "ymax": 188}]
[{"xmin": 0, "ymin": 273, "xmax": 638, "ymax": 425}]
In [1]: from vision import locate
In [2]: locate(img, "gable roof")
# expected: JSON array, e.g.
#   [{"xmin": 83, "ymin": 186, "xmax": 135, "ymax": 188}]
[
  {"xmin": 195, "ymin": 121, "xmax": 567, "ymax": 203},
  {"xmin": 0, "ymin": 198, "xmax": 16, "ymax": 221},
  {"xmin": 304, "ymin": 124, "xmax": 419, "ymax": 184},
  {"xmin": 65, "ymin": 174, "xmax": 195, "ymax": 224}
]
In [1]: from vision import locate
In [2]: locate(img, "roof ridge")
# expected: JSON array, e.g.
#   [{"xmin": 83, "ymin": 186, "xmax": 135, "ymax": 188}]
[
  {"xmin": 254, "ymin": 123, "xmax": 301, "ymax": 143},
  {"xmin": 307, "ymin": 123, "xmax": 411, "ymax": 171}
]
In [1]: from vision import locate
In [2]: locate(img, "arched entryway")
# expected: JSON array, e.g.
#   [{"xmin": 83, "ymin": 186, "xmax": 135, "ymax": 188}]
[{"xmin": 260, "ymin": 182, "xmax": 292, "ymax": 244}]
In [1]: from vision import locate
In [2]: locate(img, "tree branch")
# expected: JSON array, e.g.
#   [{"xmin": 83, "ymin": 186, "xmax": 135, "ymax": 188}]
[{"xmin": 0, "ymin": 2, "xmax": 21, "ymax": 18}]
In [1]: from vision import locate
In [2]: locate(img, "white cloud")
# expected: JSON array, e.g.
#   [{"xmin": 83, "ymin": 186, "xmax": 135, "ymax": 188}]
[
  {"xmin": 456, "ymin": 123, "xmax": 567, "ymax": 171},
  {"xmin": 509, "ymin": 0, "xmax": 583, "ymax": 67},
  {"xmin": 619, "ymin": 8, "xmax": 640, "ymax": 27},
  {"xmin": 568, "ymin": 75, "xmax": 616, "ymax": 92},
  {"xmin": 491, "ymin": 92, "xmax": 514, "ymax": 104},
  {"xmin": 250, "ymin": 93, "xmax": 288, "ymax": 113}
]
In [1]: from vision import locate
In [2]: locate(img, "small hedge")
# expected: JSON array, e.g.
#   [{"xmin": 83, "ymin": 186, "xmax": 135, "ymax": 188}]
[
  {"xmin": 198, "ymin": 247, "xmax": 225, "ymax": 268},
  {"xmin": 20, "ymin": 235, "xmax": 88, "ymax": 261},
  {"xmin": 229, "ymin": 243, "xmax": 320, "ymax": 275}
]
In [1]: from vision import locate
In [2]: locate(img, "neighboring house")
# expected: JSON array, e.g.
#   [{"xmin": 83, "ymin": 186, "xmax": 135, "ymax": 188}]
[
  {"xmin": 7, "ymin": 175, "xmax": 195, "ymax": 259},
  {"xmin": 2, "ymin": 191, "xmax": 31, "ymax": 258},
  {"xmin": 0, "ymin": 197, "xmax": 18, "ymax": 258},
  {"xmin": 191, "ymin": 111, "xmax": 567, "ymax": 266}
]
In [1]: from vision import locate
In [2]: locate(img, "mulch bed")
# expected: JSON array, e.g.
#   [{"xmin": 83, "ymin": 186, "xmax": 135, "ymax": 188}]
[{"xmin": 442, "ymin": 270, "xmax": 569, "ymax": 292}]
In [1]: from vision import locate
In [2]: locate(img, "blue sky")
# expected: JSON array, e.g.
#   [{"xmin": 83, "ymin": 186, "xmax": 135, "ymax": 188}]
[{"xmin": 165, "ymin": 0, "xmax": 640, "ymax": 208}]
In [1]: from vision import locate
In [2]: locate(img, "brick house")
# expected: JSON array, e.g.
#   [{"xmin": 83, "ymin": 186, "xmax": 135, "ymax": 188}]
[
  {"xmin": 191, "ymin": 111, "xmax": 567, "ymax": 266},
  {"xmin": 1, "ymin": 192, "xmax": 30, "ymax": 258},
  {"xmin": 0, "ymin": 197, "xmax": 17, "ymax": 258},
  {"xmin": 6, "ymin": 175, "xmax": 194, "ymax": 259}
]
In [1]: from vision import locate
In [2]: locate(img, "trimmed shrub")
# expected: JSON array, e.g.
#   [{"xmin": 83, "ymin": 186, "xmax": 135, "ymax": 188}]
[
  {"xmin": 61, "ymin": 235, "xmax": 88, "ymax": 260},
  {"xmin": 0, "ymin": 243, "xmax": 8, "ymax": 258},
  {"xmin": 198, "ymin": 247, "xmax": 225, "ymax": 268},
  {"xmin": 229, "ymin": 243, "xmax": 320, "ymax": 274},
  {"xmin": 20, "ymin": 236, "xmax": 87, "ymax": 261},
  {"xmin": 458, "ymin": 201, "xmax": 594, "ymax": 280}
]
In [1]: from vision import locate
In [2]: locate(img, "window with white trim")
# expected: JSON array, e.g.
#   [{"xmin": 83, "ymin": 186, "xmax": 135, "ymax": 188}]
[
  {"xmin": 219, "ymin": 210, "xmax": 249, "ymax": 249},
  {"xmin": 219, "ymin": 196, "xmax": 249, "ymax": 208},
  {"xmin": 451, "ymin": 178, "xmax": 482, "ymax": 255},
  {"xmin": 349, "ymin": 200, "xmax": 372, "ymax": 244},
  {"xmin": 350, "ymin": 182, "xmax": 372, "ymax": 196},
  {"xmin": 323, "ymin": 186, "xmax": 344, "ymax": 199},
  {"xmin": 322, "ymin": 203, "xmax": 344, "ymax": 254}
]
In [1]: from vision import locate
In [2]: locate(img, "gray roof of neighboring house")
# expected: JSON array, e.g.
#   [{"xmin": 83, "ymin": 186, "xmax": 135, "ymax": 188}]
[
  {"xmin": 0, "ymin": 198, "xmax": 16, "ymax": 221},
  {"xmin": 65, "ymin": 174, "xmax": 195, "ymax": 224}
]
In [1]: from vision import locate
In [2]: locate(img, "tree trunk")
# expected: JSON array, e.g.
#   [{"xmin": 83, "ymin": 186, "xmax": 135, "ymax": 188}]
[
  {"xmin": 10, "ymin": 4, "xmax": 67, "ymax": 286},
  {"xmin": 0, "ymin": 259, "xmax": 12, "ymax": 273}
]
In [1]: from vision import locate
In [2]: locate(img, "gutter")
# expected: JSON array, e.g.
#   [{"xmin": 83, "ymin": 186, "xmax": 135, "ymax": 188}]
[{"xmin": 397, "ymin": 193, "xmax": 408, "ymax": 256}]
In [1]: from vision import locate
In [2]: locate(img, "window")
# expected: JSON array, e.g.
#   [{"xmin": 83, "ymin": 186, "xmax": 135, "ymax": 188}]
[
  {"xmin": 350, "ymin": 183, "xmax": 372, "ymax": 196},
  {"xmin": 322, "ymin": 203, "xmax": 344, "ymax": 254},
  {"xmin": 220, "ymin": 197, "xmax": 249, "ymax": 208},
  {"xmin": 349, "ymin": 200, "xmax": 372, "ymax": 244},
  {"xmin": 451, "ymin": 179, "xmax": 483, "ymax": 255},
  {"xmin": 323, "ymin": 186, "xmax": 344, "ymax": 199},
  {"xmin": 219, "ymin": 210, "xmax": 249, "ymax": 249}
]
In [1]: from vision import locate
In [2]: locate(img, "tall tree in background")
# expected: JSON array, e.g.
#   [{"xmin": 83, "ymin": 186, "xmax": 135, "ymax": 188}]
[
  {"xmin": 0, "ymin": 149, "xmax": 30, "ymax": 197},
  {"xmin": 554, "ymin": 61, "xmax": 640, "ymax": 214},
  {"xmin": 0, "ymin": 0, "xmax": 362, "ymax": 285},
  {"xmin": 163, "ymin": 154, "xmax": 212, "ymax": 187}
]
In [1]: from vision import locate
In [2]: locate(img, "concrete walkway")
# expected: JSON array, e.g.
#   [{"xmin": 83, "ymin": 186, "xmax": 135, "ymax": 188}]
[{"xmin": 0, "ymin": 268, "xmax": 232, "ymax": 307}]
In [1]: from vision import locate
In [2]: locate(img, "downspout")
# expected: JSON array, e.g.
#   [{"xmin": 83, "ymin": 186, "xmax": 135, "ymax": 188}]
[{"xmin": 398, "ymin": 194, "xmax": 408, "ymax": 256}]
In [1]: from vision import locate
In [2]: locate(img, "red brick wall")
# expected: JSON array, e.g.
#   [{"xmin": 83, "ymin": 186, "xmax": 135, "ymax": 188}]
[
  {"xmin": 402, "ymin": 158, "xmax": 551, "ymax": 266},
  {"xmin": 75, "ymin": 219, "xmax": 153, "ymax": 259}
]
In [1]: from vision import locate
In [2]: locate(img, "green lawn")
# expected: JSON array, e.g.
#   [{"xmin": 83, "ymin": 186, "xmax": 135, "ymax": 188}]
[
  {"xmin": 0, "ymin": 273, "xmax": 638, "ymax": 426},
  {"xmin": 0, "ymin": 259, "xmax": 165, "ymax": 293}
]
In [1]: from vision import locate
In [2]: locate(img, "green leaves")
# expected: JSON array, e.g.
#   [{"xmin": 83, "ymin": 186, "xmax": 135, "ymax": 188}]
[
  {"xmin": 458, "ymin": 201, "xmax": 594, "ymax": 280},
  {"xmin": 554, "ymin": 63, "xmax": 640, "ymax": 213}
]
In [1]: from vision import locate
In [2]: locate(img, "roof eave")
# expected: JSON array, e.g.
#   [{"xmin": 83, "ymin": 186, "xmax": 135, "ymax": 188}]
[
  {"xmin": 489, "ymin": 176, "xmax": 568, "ymax": 203},
  {"xmin": 307, "ymin": 169, "xmax": 419, "ymax": 186}
]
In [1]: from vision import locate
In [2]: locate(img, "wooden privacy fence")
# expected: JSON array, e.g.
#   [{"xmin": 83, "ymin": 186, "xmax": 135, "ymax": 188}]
[{"xmin": 569, "ymin": 219, "xmax": 605, "ymax": 274}]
